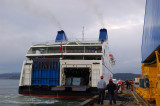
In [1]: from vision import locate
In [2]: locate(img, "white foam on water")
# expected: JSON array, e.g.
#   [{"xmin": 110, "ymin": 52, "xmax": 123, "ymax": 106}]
[
  {"xmin": 0, "ymin": 94, "xmax": 58, "ymax": 104},
  {"xmin": 0, "ymin": 79, "xmax": 83, "ymax": 106}
]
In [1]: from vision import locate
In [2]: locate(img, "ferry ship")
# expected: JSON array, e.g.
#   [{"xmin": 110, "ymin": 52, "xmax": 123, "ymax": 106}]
[{"xmin": 18, "ymin": 28, "xmax": 115, "ymax": 98}]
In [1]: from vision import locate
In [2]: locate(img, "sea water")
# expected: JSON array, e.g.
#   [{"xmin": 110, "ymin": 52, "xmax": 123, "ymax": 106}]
[{"xmin": 0, "ymin": 79, "xmax": 85, "ymax": 106}]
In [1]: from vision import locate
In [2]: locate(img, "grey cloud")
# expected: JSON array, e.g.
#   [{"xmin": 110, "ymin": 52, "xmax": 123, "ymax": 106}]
[{"xmin": 0, "ymin": 0, "xmax": 146, "ymax": 73}]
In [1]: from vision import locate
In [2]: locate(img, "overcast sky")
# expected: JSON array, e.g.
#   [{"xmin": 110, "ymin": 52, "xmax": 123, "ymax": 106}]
[{"xmin": 0, "ymin": 0, "xmax": 146, "ymax": 74}]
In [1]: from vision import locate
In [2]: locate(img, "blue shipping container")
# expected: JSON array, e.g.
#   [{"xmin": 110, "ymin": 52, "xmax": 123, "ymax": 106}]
[
  {"xmin": 142, "ymin": 0, "xmax": 160, "ymax": 63},
  {"xmin": 32, "ymin": 59, "xmax": 60, "ymax": 86}
]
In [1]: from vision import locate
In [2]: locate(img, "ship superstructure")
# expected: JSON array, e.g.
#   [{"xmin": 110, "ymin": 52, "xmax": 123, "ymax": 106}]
[{"xmin": 19, "ymin": 28, "xmax": 115, "ymax": 97}]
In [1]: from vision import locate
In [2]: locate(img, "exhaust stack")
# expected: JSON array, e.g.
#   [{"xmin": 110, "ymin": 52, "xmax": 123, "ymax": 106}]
[
  {"xmin": 99, "ymin": 28, "xmax": 108, "ymax": 41},
  {"xmin": 55, "ymin": 30, "xmax": 68, "ymax": 42}
]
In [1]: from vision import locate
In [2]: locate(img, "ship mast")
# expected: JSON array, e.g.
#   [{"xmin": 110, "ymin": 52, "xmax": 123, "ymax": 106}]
[{"xmin": 82, "ymin": 26, "xmax": 84, "ymax": 41}]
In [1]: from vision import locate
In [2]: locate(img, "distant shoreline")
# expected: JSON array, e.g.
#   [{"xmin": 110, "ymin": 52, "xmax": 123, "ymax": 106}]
[
  {"xmin": 0, "ymin": 78, "xmax": 19, "ymax": 80},
  {"xmin": 0, "ymin": 72, "xmax": 141, "ymax": 81},
  {"xmin": 0, "ymin": 73, "xmax": 20, "ymax": 80}
]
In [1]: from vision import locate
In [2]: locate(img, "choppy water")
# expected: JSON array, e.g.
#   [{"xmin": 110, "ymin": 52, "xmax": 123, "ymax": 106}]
[{"xmin": 0, "ymin": 79, "xmax": 85, "ymax": 106}]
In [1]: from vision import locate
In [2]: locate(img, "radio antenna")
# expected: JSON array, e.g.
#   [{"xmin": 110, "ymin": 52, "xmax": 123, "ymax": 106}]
[{"xmin": 82, "ymin": 26, "xmax": 84, "ymax": 41}]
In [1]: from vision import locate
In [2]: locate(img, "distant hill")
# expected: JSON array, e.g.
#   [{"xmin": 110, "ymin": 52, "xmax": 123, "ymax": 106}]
[
  {"xmin": 0, "ymin": 72, "xmax": 141, "ymax": 80},
  {"xmin": 113, "ymin": 73, "xmax": 141, "ymax": 81},
  {"xmin": 0, "ymin": 73, "xmax": 20, "ymax": 79}
]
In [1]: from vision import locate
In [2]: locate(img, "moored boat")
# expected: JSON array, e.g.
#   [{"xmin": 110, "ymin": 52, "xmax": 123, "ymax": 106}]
[{"xmin": 18, "ymin": 28, "xmax": 115, "ymax": 98}]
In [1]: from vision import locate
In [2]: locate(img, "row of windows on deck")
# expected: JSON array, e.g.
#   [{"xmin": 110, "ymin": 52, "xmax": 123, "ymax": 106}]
[{"xmin": 28, "ymin": 47, "xmax": 102, "ymax": 54}]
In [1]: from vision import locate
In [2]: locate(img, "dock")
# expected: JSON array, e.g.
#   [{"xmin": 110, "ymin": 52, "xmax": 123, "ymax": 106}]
[{"xmin": 77, "ymin": 86, "xmax": 156, "ymax": 106}]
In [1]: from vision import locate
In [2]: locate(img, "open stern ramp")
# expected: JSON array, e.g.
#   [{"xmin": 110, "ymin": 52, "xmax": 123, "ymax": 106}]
[{"xmin": 60, "ymin": 60, "xmax": 103, "ymax": 87}]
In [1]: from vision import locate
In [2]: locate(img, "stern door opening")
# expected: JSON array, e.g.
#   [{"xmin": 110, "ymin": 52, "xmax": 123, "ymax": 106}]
[{"xmin": 64, "ymin": 68, "xmax": 90, "ymax": 86}]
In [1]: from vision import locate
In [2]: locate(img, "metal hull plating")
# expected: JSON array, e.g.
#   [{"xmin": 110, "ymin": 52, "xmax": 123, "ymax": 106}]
[
  {"xmin": 137, "ymin": 0, "xmax": 160, "ymax": 105},
  {"xmin": 19, "ymin": 86, "xmax": 97, "ymax": 98},
  {"xmin": 142, "ymin": 0, "xmax": 160, "ymax": 63}
]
